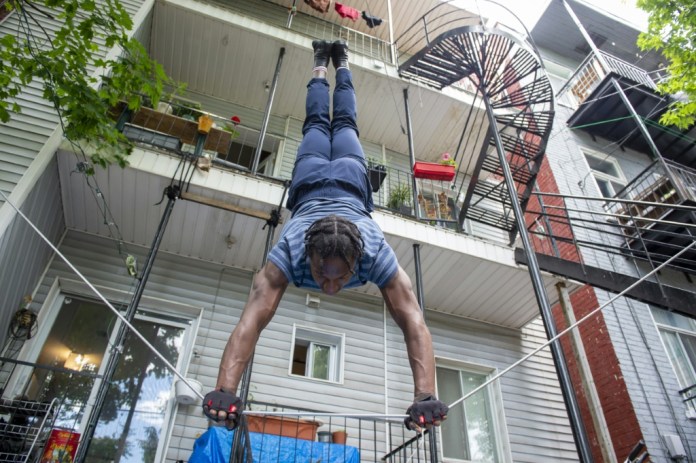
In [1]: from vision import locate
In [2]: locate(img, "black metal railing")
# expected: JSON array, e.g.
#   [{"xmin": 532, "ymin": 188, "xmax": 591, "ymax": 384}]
[
  {"xmin": 605, "ymin": 159, "xmax": 696, "ymax": 231},
  {"xmin": 241, "ymin": 401, "xmax": 437, "ymax": 463},
  {"xmin": 217, "ymin": 0, "xmax": 393, "ymax": 63},
  {"xmin": 525, "ymin": 189, "xmax": 696, "ymax": 275}
]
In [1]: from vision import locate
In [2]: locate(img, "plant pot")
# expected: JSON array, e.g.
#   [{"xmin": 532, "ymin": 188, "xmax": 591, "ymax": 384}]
[
  {"xmin": 197, "ymin": 114, "xmax": 214, "ymax": 134},
  {"xmin": 246, "ymin": 414, "xmax": 320, "ymax": 441},
  {"xmin": 368, "ymin": 165, "xmax": 387, "ymax": 192},
  {"xmin": 332, "ymin": 430, "xmax": 347, "ymax": 445},
  {"xmin": 413, "ymin": 162, "xmax": 455, "ymax": 181}
]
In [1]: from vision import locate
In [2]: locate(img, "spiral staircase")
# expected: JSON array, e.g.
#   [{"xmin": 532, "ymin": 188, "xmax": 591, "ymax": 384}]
[{"xmin": 397, "ymin": 16, "xmax": 554, "ymax": 243}]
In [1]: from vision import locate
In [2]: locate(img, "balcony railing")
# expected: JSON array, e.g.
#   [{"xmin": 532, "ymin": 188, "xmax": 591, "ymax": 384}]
[
  {"xmin": 242, "ymin": 401, "xmax": 437, "ymax": 462},
  {"xmin": 113, "ymin": 103, "xmax": 467, "ymax": 230},
  {"xmin": 558, "ymin": 50, "xmax": 657, "ymax": 108},
  {"xmin": 218, "ymin": 0, "xmax": 394, "ymax": 63},
  {"xmin": 605, "ymin": 159, "xmax": 696, "ymax": 231}
]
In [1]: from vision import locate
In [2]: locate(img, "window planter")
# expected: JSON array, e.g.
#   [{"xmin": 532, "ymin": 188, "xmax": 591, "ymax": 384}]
[
  {"xmin": 368, "ymin": 164, "xmax": 387, "ymax": 192},
  {"xmin": 413, "ymin": 162, "xmax": 455, "ymax": 181}
]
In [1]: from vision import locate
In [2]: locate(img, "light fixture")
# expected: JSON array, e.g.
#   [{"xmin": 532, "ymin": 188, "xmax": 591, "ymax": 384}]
[
  {"xmin": 306, "ymin": 294, "xmax": 320, "ymax": 308},
  {"xmin": 263, "ymin": 81, "xmax": 271, "ymax": 92},
  {"xmin": 64, "ymin": 351, "xmax": 87, "ymax": 371}
]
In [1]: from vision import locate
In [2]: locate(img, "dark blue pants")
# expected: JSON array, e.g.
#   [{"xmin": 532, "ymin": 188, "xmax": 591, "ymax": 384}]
[{"xmin": 286, "ymin": 69, "xmax": 373, "ymax": 212}]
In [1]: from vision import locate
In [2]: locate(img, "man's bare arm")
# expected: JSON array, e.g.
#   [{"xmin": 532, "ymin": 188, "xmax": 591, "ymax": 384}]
[
  {"xmin": 380, "ymin": 266, "xmax": 436, "ymax": 398},
  {"xmin": 216, "ymin": 261, "xmax": 289, "ymax": 392}
]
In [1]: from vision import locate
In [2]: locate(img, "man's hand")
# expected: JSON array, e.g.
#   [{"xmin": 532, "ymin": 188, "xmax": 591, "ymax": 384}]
[
  {"xmin": 202, "ymin": 388, "xmax": 244, "ymax": 430},
  {"xmin": 404, "ymin": 395, "xmax": 449, "ymax": 431}
]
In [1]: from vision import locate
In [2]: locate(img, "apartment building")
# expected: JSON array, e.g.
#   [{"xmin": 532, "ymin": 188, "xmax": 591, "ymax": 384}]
[
  {"xmin": 6, "ymin": 0, "xmax": 691, "ymax": 461},
  {"xmin": 524, "ymin": 1, "xmax": 696, "ymax": 462}
]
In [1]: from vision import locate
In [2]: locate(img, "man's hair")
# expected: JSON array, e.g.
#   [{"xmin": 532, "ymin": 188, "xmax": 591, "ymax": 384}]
[{"xmin": 305, "ymin": 215, "xmax": 364, "ymax": 270}]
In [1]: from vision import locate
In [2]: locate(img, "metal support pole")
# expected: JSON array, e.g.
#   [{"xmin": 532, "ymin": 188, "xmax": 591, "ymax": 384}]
[
  {"xmin": 75, "ymin": 185, "xmax": 181, "ymax": 463},
  {"xmin": 609, "ymin": 79, "xmax": 663, "ymax": 162},
  {"xmin": 561, "ymin": 0, "xmax": 610, "ymax": 71},
  {"xmin": 252, "ymin": 47, "xmax": 285, "ymax": 174},
  {"xmin": 403, "ymin": 89, "xmax": 419, "ymax": 216},
  {"xmin": 411, "ymin": 244, "xmax": 438, "ymax": 463},
  {"xmin": 482, "ymin": 96, "xmax": 594, "ymax": 462},
  {"xmin": 230, "ymin": 187, "xmax": 287, "ymax": 463}
]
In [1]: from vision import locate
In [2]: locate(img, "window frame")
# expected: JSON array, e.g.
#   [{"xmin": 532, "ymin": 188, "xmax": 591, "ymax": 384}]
[
  {"xmin": 3, "ymin": 277, "xmax": 203, "ymax": 463},
  {"xmin": 435, "ymin": 357, "xmax": 511, "ymax": 463},
  {"xmin": 582, "ymin": 149, "xmax": 628, "ymax": 198},
  {"xmin": 650, "ymin": 307, "xmax": 696, "ymax": 418},
  {"xmin": 289, "ymin": 324, "xmax": 345, "ymax": 384}
]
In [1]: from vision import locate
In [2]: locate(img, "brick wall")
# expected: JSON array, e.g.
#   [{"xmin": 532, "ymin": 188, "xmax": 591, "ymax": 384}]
[{"xmin": 529, "ymin": 154, "xmax": 645, "ymax": 461}]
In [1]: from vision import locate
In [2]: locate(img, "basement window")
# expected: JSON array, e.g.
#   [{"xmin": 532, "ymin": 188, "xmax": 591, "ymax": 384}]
[{"xmin": 290, "ymin": 326, "xmax": 344, "ymax": 383}]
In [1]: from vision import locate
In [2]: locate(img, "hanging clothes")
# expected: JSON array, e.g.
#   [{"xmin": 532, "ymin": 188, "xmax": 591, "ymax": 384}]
[
  {"xmin": 361, "ymin": 10, "xmax": 383, "ymax": 28},
  {"xmin": 304, "ymin": 0, "xmax": 330, "ymax": 13},
  {"xmin": 335, "ymin": 2, "xmax": 359, "ymax": 20}
]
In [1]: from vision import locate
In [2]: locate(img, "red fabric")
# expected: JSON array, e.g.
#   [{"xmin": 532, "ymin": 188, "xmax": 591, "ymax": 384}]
[{"xmin": 335, "ymin": 2, "xmax": 359, "ymax": 20}]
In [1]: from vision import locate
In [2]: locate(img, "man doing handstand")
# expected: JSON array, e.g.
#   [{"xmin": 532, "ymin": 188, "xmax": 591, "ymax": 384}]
[{"xmin": 203, "ymin": 40, "xmax": 448, "ymax": 432}]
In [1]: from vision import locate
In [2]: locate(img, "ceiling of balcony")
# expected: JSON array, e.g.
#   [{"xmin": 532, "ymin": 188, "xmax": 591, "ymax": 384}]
[
  {"xmin": 531, "ymin": 0, "xmax": 663, "ymax": 73},
  {"xmin": 57, "ymin": 149, "xmax": 567, "ymax": 330},
  {"xmin": 149, "ymin": 0, "xmax": 488, "ymax": 168}
]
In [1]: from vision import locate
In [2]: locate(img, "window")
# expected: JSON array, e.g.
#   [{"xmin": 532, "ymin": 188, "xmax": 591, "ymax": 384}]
[
  {"xmin": 4, "ymin": 291, "xmax": 197, "ymax": 463},
  {"xmin": 583, "ymin": 150, "xmax": 627, "ymax": 198},
  {"xmin": 290, "ymin": 326, "xmax": 344, "ymax": 383},
  {"xmin": 437, "ymin": 364, "xmax": 504, "ymax": 462},
  {"xmin": 651, "ymin": 307, "xmax": 696, "ymax": 416}
]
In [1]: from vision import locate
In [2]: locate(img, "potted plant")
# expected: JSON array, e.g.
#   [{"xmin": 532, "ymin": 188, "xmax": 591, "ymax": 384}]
[
  {"xmin": 413, "ymin": 152, "xmax": 456, "ymax": 181},
  {"xmin": 387, "ymin": 183, "xmax": 412, "ymax": 215},
  {"xmin": 367, "ymin": 159, "xmax": 387, "ymax": 192},
  {"xmin": 331, "ymin": 429, "xmax": 348, "ymax": 445}
]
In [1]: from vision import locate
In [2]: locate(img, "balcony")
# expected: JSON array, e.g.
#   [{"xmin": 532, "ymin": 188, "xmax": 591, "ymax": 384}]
[
  {"xmin": 558, "ymin": 51, "xmax": 656, "ymax": 109},
  {"xmin": 605, "ymin": 159, "xmax": 696, "ymax": 271},
  {"xmin": 561, "ymin": 51, "xmax": 696, "ymax": 168}
]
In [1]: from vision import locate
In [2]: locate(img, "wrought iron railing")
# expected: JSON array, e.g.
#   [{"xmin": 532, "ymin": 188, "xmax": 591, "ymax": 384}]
[
  {"xmin": 218, "ymin": 0, "xmax": 393, "ymax": 63},
  {"xmin": 605, "ymin": 159, "xmax": 696, "ymax": 231},
  {"xmin": 526, "ymin": 188, "xmax": 696, "ymax": 275},
  {"xmin": 558, "ymin": 50, "xmax": 657, "ymax": 108},
  {"xmin": 234, "ymin": 401, "xmax": 437, "ymax": 462}
]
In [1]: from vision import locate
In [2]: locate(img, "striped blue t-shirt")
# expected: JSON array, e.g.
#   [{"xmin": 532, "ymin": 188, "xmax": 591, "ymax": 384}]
[{"xmin": 267, "ymin": 198, "xmax": 399, "ymax": 289}]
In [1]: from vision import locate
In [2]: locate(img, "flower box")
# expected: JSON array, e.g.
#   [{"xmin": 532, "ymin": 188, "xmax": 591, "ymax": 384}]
[{"xmin": 413, "ymin": 162, "xmax": 455, "ymax": 181}]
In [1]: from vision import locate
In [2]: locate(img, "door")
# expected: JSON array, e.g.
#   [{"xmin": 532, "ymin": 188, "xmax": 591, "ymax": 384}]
[{"xmin": 13, "ymin": 295, "xmax": 191, "ymax": 463}]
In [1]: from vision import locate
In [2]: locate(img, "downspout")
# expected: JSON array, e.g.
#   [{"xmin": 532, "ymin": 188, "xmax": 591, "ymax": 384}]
[{"xmin": 557, "ymin": 282, "xmax": 617, "ymax": 463}]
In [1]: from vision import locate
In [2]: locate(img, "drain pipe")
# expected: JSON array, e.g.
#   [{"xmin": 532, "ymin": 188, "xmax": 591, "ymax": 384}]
[
  {"xmin": 75, "ymin": 185, "xmax": 181, "ymax": 463},
  {"xmin": 252, "ymin": 47, "xmax": 285, "ymax": 174},
  {"xmin": 482, "ymin": 96, "xmax": 594, "ymax": 461}
]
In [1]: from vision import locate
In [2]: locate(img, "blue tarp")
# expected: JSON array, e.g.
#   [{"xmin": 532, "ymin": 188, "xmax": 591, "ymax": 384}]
[{"xmin": 189, "ymin": 426, "xmax": 360, "ymax": 463}]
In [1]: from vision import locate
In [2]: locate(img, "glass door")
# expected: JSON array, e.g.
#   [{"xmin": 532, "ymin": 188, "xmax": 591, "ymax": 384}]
[
  {"xmin": 11, "ymin": 295, "xmax": 191, "ymax": 463},
  {"xmin": 84, "ymin": 314, "xmax": 187, "ymax": 463}
]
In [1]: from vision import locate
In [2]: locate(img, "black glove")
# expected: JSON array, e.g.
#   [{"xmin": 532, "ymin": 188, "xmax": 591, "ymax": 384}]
[
  {"xmin": 202, "ymin": 388, "xmax": 244, "ymax": 430},
  {"xmin": 404, "ymin": 395, "xmax": 449, "ymax": 430}
]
